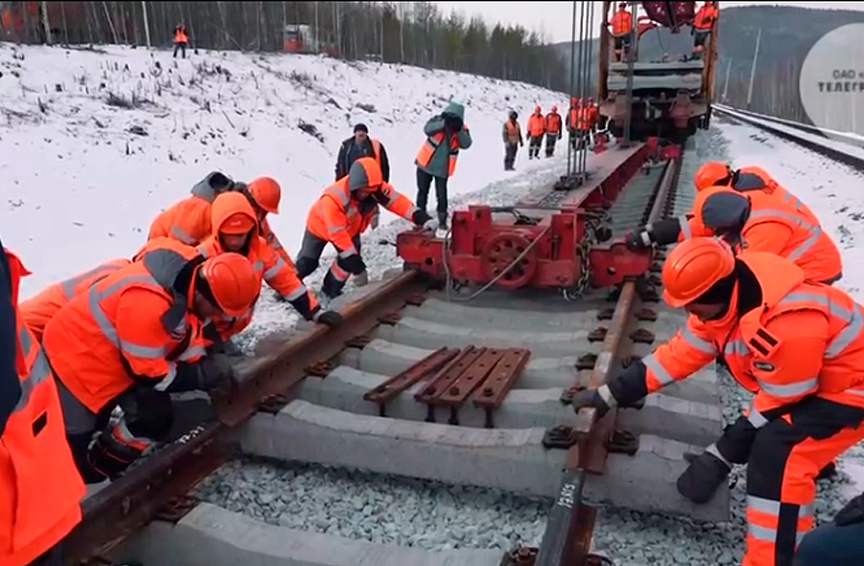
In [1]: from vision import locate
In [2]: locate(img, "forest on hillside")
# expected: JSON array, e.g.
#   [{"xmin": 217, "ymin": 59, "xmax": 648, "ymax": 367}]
[{"xmin": 0, "ymin": 1, "xmax": 569, "ymax": 92}]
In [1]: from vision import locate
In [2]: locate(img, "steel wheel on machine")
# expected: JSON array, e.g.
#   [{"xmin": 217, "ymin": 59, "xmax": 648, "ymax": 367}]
[{"xmin": 480, "ymin": 233, "xmax": 538, "ymax": 290}]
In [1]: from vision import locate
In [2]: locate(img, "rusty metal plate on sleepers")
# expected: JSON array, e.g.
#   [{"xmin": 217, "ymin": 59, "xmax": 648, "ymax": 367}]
[
  {"xmin": 471, "ymin": 348, "xmax": 531, "ymax": 408},
  {"xmin": 433, "ymin": 348, "xmax": 505, "ymax": 406},
  {"xmin": 363, "ymin": 347, "xmax": 458, "ymax": 404},
  {"xmin": 414, "ymin": 346, "xmax": 482, "ymax": 403}
]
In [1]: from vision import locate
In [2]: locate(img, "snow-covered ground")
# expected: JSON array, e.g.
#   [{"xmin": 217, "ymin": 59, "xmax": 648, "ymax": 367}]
[{"xmin": 0, "ymin": 42, "xmax": 568, "ymax": 348}]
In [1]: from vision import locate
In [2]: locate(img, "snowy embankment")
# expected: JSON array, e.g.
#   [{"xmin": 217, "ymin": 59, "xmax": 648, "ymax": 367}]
[{"xmin": 0, "ymin": 42, "xmax": 568, "ymax": 349}]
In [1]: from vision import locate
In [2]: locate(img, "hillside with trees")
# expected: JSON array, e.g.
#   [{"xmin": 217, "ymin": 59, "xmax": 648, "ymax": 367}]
[
  {"xmin": 552, "ymin": 5, "xmax": 864, "ymax": 125},
  {"xmin": 0, "ymin": 1, "xmax": 568, "ymax": 92}
]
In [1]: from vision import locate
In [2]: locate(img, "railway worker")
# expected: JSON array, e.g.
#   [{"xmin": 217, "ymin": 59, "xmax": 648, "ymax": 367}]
[
  {"xmin": 0, "ymin": 239, "xmax": 85, "ymax": 566},
  {"xmin": 692, "ymin": 2, "xmax": 718, "ymax": 59},
  {"xmin": 298, "ymin": 157, "xmax": 433, "ymax": 302},
  {"xmin": 193, "ymin": 191, "xmax": 343, "ymax": 336},
  {"xmin": 609, "ymin": 2, "xmax": 634, "ymax": 62},
  {"xmin": 544, "ymin": 105, "xmax": 562, "ymax": 157},
  {"xmin": 19, "ymin": 258, "xmax": 131, "ymax": 342},
  {"xmin": 626, "ymin": 182, "xmax": 842, "ymax": 285},
  {"xmin": 503, "ymin": 110, "xmax": 524, "ymax": 170},
  {"xmin": 526, "ymin": 106, "xmax": 546, "ymax": 160},
  {"xmin": 571, "ymin": 237, "xmax": 864, "ymax": 566},
  {"xmin": 566, "ymin": 97, "xmax": 581, "ymax": 150},
  {"xmin": 335, "ymin": 124, "xmax": 391, "ymax": 233},
  {"xmin": 795, "ymin": 490, "xmax": 864, "ymax": 564},
  {"xmin": 148, "ymin": 171, "xmax": 237, "ymax": 246},
  {"xmin": 414, "ymin": 101, "xmax": 472, "ymax": 230},
  {"xmin": 42, "ymin": 250, "xmax": 260, "ymax": 484},
  {"xmin": 173, "ymin": 22, "xmax": 188, "ymax": 58}
]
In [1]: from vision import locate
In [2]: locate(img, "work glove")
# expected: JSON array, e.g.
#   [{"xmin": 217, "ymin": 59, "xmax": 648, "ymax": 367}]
[
  {"xmin": 196, "ymin": 354, "xmax": 239, "ymax": 394},
  {"xmin": 571, "ymin": 388, "xmax": 612, "ymax": 418},
  {"xmin": 208, "ymin": 338, "xmax": 244, "ymax": 357},
  {"xmin": 835, "ymin": 493, "xmax": 864, "ymax": 526},
  {"xmin": 412, "ymin": 209, "xmax": 432, "ymax": 227},
  {"xmin": 313, "ymin": 309, "xmax": 343, "ymax": 328},
  {"xmin": 354, "ymin": 270, "xmax": 369, "ymax": 287},
  {"xmin": 625, "ymin": 230, "xmax": 652, "ymax": 251},
  {"xmin": 676, "ymin": 448, "xmax": 731, "ymax": 504},
  {"xmin": 341, "ymin": 253, "xmax": 366, "ymax": 275}
]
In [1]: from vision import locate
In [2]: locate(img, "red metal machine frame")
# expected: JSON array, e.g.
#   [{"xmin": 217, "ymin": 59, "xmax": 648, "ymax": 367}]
[{"xmin": 397, "ymin": 138, "xmax": 679, "ymax": 291}]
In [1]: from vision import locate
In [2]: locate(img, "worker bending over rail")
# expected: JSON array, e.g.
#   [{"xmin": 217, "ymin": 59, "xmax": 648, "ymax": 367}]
[
  {"xmin": 573, "ymin": 237, "xmax": 864, "ymax": 566},
  {"xmin": 297, "ymin": 157, "xmax": 433, "ymax": 303},
  {"xmin": 626, "ymin": 163, "xmax": 842, "ymax": 285},
  {"xmin": 41, "ymin": 250, "xmax": 260, "ymax": 484},
  {"xmin": 0, "ymin": 238, "xmax": 85, "ymax": 565}
]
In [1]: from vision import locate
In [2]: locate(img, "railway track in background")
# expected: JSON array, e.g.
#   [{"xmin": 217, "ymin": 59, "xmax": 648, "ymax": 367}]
[
  {"xmin": 66, "ymin": 147, "xmax": 726, "ymax": 566},
  {"xmin": 713, "ymin": 105, "xmax": 864, "ymax": 172}
]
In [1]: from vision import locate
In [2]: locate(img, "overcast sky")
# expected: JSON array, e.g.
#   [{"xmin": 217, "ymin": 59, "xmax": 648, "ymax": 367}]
[{"xmin": 432, "ymin": 2, "xmax": 864, "ymax": 43}]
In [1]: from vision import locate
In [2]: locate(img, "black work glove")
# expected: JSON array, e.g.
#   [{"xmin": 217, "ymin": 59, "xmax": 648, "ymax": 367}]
[
  {"xmin": 341, "ymin": 253, "xmax": 366, "ymax": 275},
  {"xmin": 313, "ymin": 310, "xmax": 343, "ymax": 328},
  {"xmin": 412, "ymin": 209, "xmax": 432, "ymax": 226},
  {"xmin": 835, "ymin": 493, "xmax": 864, "ymax": 526},
  {"xmin": 444, "ymin": 116, "xmax": 463, "ymax": 131},
  {"xmin": 196, "ymin": 354, "xmax": 238, "ymax": 393},
  {"xmin": 571, "ymin": 388, "xmax": 612, "ymax": 418},
  {"xmin": 625, "ymin": 230, "xmax": 652, "ymax": 251},
  {"xmin": 208, "ymin": 338, "xmax": 244, "ymax": 357},
  {"xmin": 715, "ymin": 415, "xmax": 759, "ymax": 465},
  {"xmin": 677, "ymin": 449, "xmax": 731, "ymax": 504}
]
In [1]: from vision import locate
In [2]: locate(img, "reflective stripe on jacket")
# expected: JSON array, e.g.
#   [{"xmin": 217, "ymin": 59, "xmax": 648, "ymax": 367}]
[
  {"xmin": 42, "ymin": 248, "xmax": 201, "ymax": 413},
  {"xmin": 19, "ymin": 258, "xmax": 130, "ymax": 341}
]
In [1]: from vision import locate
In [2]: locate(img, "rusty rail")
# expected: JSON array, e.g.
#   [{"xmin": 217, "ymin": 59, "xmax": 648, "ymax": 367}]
[
  {"xmin": 64, "ymin": 269, "xmax": 427, "ymax": 565},
  {"xmin": 532, "ymin": 155, "xmax": 682, "ymax": 566}
]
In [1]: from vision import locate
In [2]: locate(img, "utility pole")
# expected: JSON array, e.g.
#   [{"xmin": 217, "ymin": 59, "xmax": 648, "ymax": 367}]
[
  {"xmin": 746, "ymin": 28, "xmax": 761, "ymax": 110},
  {"xmin": 721, "ymin": 58, "xmax": 731, "ymax": 103},
  {"xmin": 141, "ymin": 1, "xmax": 151, "ymax": 48}
]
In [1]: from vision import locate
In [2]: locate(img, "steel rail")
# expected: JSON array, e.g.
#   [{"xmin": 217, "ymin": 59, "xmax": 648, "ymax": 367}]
[
  {"xmin": 64, "ymin": 269, "xmax": 427, "ymax": 565},
  {"xmin": 534, "ymin": 155, "xmax": 682, "ymax": 566}
]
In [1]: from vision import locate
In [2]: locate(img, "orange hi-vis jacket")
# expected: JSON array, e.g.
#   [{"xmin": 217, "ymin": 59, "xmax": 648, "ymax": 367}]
[
  {"xmin": 174, "ymin": 26, "xmax": 188, "ymax": 43},
  {"xmin": 306, "ymin": 177, "xmax": 417, "ymax": 255},
  {"xmin": 545, "ymin": 112, "xmax": 562, "ymax": 135},
  {"xmin": 148, "ymin": 175, "xmax": 227, "ymax": 246},
  {"xmin": 197, "ymin": 196, "xmax": 317, "ymax": 339},
  {"xmin": 259, "ymin": 216, "xmax": 294, "ymax": 268},
  {"xmin": 0, "ymin": 250, "xmax": 84, "ymax": 566},
  {"xmin": 415, "ymin": 130, "xmax": 463, "ymax": 178},
  {"xmin": 527, "ymin": 113, "xmax": 546, "ymax": 137},
  {"xmin": 502, "ymin": 120, "xmax": 522, "ymax": 145},
  {"xmin": 694, "ymin": 4, "xmax": 717, "ymax": 30},
  {"xmin": 132, "ymin": 237, "xmax": 236, "ymax": 358},
  {"xmin": 19, "ymin": 258, "xmax": 131, "ymax": 342},
  {"xmin": 41, "ymin": 248, "xmax": 205, "ymax": 414},
  {"xmin": 610, "ymin": 9, "xmax": 633, "ymax": 36},
  {"xmin": 735, "ymin": 166, "xmax": 819, "ymax": 225},
  {"xmin": 695, "ymin": 189, "xmax": 842, "ymax": 284},
  {"xmin": 640, "ymin": 252, "xmax": 864, "ymax": 416}
]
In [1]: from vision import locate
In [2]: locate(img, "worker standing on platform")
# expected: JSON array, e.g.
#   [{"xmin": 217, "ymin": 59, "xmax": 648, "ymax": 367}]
[
  {"xmin": 526, "ymin": 106, "xmax": 546, "ymax": 159},
  {"xmin": 173, "ymin": 22, "xmax": 188, "ymax": 58},
  {"xmin": 414, "ymin": 102, "xmax": 472, "ymax": 230},
  {"xmin": 42, "ymin": 250, "xmax": 260, "ymax": 484},
  {"xmin": 544, "ymin": 105, "xmax": 562, "ymax": 157},
  {"xmin": 0, "ymin": 238, "xmax": 85, "ymax": 566},
  {"xmin": 335, "ymin": 124, "xmax": 390, "ymax": 233},
  {"xmin": 148, "ymin": 171, "xmax": 237, "ymax": 245},
  {"xmin": 298, "ymin": 158, "xmax": 433, "ymax": 302},
  {"xmin": 566, "ymin": 98, "xmax": 581, "ymax": 150},
  {"xmin": 610, "ymin": 2, "xmax": 634, "ymax": 62},
  {"xmin": 503, "ymin": 110, "xmax": 523, "ymax": 170},
  {"xmin": 572, "ymin": 237, "xmax": 864, "ymax": 566},
  {"xmin": 692, "ymin": 2, "xmax": 718, "ymax": 59}
]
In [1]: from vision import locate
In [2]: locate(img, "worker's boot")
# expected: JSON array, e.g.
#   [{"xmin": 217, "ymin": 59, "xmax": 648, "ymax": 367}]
[
  {"xmin": 438, "ymin": 212, "xmax": 448, "ymax": 231},
  {"xmin": 320, "ymin": 271, "xmax": 345, "ymax": 302},
  {"xmin": 816, "ymin": 461, "xmax": 838, "ymax": 480}
]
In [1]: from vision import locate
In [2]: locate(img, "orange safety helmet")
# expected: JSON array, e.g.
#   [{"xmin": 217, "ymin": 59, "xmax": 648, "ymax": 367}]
[
  {"xmin": 198, "ymin": 252, "xmax": 259, "ymax": 317},
  {"xmin": 694, "ymin": 161, "xmax": 733, "ymax": 192},
  {"xmin": 249, "ymin": 176, "xmax": 281, "ymax": 214},
  {"xmin": 534, "ymin": 105, "xmax": 541, "ymax": 113},
  {"xmin": 661, "ymin": 237, "xmax": 736, "ymax": 308}
]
